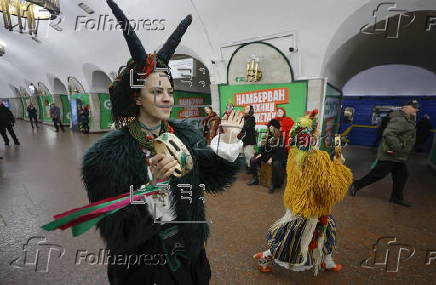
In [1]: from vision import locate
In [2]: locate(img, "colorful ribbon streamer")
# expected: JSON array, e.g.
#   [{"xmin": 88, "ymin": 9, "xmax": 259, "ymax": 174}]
[{"xmin": 41, "ymin": 181, "xmax": 169, "ymax": 237}]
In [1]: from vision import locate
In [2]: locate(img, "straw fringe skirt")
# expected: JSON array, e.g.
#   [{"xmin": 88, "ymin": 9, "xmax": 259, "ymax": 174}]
[{"xmin": 267, "ymin": 211, "xmax": 336, "ymax": 267}]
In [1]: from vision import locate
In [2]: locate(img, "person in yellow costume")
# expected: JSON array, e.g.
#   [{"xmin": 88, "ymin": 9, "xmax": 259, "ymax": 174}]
[{"xmin": 253, "ymin": 110, "xmax": 353, "ymax": 275}]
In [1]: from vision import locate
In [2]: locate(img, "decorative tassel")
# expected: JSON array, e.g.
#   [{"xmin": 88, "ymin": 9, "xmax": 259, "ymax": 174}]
[{"xmin": 294, "ymin": 218, "xmax": 318, "ymax": 266}]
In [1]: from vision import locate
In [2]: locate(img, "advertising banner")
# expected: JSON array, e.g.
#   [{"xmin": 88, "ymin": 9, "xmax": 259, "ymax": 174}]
[
  {"xmin": 172, "ymin": 90, "xmax": 211, "ymax": 130},
  {"xmin": 60, "ymin": 95, "xmax": 71, "ymax": 124},
  {"xmin": 219, "ymin": 82, "xmax": 307, "ymax": 127},
  {"xmin": 234, "ymin": 87, "xmax": 289, "ymax": 125},
  {"xmin": 37, "ymin": 95, "xmax": 54, "ymax": 122},
  {"xmin": 98, "ymin": 93, "xmax": 113, "ymax": 129}
]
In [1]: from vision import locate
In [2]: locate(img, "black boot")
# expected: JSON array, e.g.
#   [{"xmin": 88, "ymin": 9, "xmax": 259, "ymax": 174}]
[
  {"xmin": 247, "ymin": 177, "xmax": 259, "ymax": 185},
  {"xmin": 268, "ymin": 185, "xmax": 275, "ymax": 194},
  {"xmin": 389, "ymin": 198, "xmax": 411, "ymax": 207},
  {"xmin": 349, "ymin": 182, "xmax": 359, "ymax": 197}
]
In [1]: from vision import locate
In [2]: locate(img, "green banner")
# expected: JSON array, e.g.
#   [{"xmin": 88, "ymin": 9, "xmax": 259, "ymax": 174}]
[
  {"xmin": 171, "ymin": 91, "xmax": 211, "ymax": 130},
  {"xmin": 172, "ymin": 90, "xmax": 211, "ymax": 118},
  {"xmin": 218, "ymin": 82, "xmax": 308, "ymax": 125},
  {"xmin": 60, "ymin": 95, "xmax": 71, "ymax": 124},
  {"xmin": 37, "ymin": 95, "xmax": 54, "ymax": 122},
  {"xmin": 98, "ymin": 93, "xmax": 113, "ymax": 129},
  {"xmin": 70, "ymin": 93, "xmax": 90, "ymax": 106}
]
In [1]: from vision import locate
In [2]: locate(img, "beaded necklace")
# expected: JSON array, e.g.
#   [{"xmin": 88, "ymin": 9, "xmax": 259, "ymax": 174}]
[{"xmin": 128, "ymin": 120, "xmax": 174, "ymax": 152}]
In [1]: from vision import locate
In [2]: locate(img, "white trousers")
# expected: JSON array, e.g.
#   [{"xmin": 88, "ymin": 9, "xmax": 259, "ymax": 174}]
[{"xmin": 243, "ymin": 145, "xmax": 256, "ymax": 167}]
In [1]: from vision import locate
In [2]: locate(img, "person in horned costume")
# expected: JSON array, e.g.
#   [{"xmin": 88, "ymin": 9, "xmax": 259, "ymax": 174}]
[
  {"xmin": 41, "ymin": 1, "xmax": 243, "ymax": 284},
  {"xmin": 253, "ymin": 110, "xmax": 353, "ymax": 275}
]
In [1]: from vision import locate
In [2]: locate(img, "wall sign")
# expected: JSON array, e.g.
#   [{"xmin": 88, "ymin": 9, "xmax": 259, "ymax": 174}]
[{"xmin": 234, "ymin": 87, "xmax": 289, "ymax": 124}]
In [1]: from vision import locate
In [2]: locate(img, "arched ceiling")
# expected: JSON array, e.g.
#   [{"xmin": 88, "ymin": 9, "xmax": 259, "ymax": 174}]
[
  {"xmin": 323, "ymin": 1, "xmax": 436, "ymax": 89},
  {"xmin": 0, "ymin": 0, "xmax": 435, "ymax": 98},
  {"xmin": 343, "ymin": 65, "xmax": 436, "ymax": 95}
]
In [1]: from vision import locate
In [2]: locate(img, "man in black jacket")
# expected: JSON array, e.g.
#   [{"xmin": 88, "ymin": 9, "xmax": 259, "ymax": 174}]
[
  {"xmin": 49, "ymin": 103, "xmax": 65, "ymax": 132},
  {"xmin": 26, "ymin": 103, "xmax": 38, "ymax": 128},
  {"xmin": 0, "ymin": 101, "xmax": 20, "ymax": 146}
]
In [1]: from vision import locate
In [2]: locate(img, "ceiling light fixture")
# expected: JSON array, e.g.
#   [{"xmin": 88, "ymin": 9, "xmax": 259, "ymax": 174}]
[
  {"xmin": 0, "ymin": 0, "xmax": 60, "ymax": 36},
  {"xmin": 78, "ymin": 2, "xmax": 94, "ymax": 15}
]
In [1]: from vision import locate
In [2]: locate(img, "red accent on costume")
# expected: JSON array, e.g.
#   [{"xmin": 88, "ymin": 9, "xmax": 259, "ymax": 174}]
[
  {"xmin": 143, "ymin": 54, "xmax": 157, "ymax": 77},
  {"xmin": 274, "ymin": 108, "xmax": 295, "ymax": 151}
]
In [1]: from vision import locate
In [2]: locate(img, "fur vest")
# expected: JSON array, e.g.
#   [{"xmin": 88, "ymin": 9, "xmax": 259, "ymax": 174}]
[{"xmin": 82, "ymin": 120, "xmax": 239, "ymax": 257}]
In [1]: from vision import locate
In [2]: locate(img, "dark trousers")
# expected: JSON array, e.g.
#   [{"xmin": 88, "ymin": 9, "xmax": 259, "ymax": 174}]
[
  {"xmin": 81, "ymin": 122, "xmax": 89, "ymax": 133},
  {"xmin": 0, "ymin": 125, "xmax": 19, "ymax": 145},
  {"xmin": 29, "ymin": 116, "xmax": 38, "ymax": 128},
  {"xmin": 354, "ymin": 160, "xmax": 408, "ymax": 201},
  {"xmin": 250, "ymin": 156, "xmax": 285, "ymax": 188},
  {"xmin": 53, "ymin": 118, "xmax": 65, "ymax": 132}
]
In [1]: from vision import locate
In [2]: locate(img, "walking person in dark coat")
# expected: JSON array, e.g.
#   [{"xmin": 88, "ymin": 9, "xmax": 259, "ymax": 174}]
[
  {"xmin": 0, "ymin": 100, "xmax": 20, "ymax": 146},
  {"xmin": 49, "ymin": 103, "xmax": 65, "ymax": 132},
  {"xmin": 350, "ymin": 100, "xmax": 420, "ymax": 207},
  {"xmin": 26, "ymin": 103, "xmax": 39, "ymax": 128}
]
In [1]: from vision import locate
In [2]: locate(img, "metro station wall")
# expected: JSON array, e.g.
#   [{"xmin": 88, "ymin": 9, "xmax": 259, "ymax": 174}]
[
  {"xmin": 341, "ymin": 96, "xmax": 436, "ymax": 147},
  {"xmin": 60, "ymin": 95, "xmax": 71, "ymax": 125},
  {"xmin": 0, "ymin": 98, "xmax": 24, "ymax": 119}
]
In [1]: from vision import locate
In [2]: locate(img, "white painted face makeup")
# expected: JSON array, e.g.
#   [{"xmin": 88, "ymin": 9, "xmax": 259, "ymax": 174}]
[{"xmin": 136, "ymin": 71, "xmax": 174, "ymax": 122}]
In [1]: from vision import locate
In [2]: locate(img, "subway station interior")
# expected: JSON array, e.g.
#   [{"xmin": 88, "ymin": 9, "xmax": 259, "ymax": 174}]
[{"xmin": 1, "ymin": 1, "xmax": 436, "ymax": 284}]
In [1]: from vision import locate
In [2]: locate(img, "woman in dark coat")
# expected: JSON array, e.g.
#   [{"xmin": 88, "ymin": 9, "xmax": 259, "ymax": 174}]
[{"xmin": 81, "ymin": 1, "xmax": 243, "ymax": 284}]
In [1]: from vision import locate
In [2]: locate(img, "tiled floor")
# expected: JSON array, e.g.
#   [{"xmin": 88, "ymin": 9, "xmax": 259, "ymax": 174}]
[{"xmin": 1, "ymin": 121, "xmax": 435, "ymax": 285}]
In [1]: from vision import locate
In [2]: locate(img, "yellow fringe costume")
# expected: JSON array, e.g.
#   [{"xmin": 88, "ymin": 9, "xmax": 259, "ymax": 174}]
[
  {"xmin": 255, "ymin": 110, "xmax": 354, "ymax": 275},
  {"xmin": 284, "ymin": 147, "xmax": 353, "ymax": 218}
]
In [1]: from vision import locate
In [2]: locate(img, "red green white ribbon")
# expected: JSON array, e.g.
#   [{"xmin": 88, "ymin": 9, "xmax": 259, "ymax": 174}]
[{"xmin": 41, "ymin": 181, "xmax": 169, "ymax": 237}]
